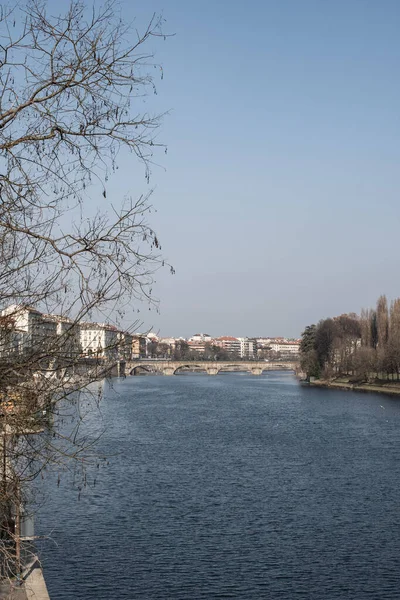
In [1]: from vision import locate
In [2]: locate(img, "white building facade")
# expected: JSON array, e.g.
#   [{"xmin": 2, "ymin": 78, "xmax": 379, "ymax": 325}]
[
  {"xmin": 1, "ymin": 305, "xmax": 57, "ymax": 354},
  {"xmin": 213, "ymin": 337, "xmax": 242, "ymax": 355},
  {"xmin": 237, "ymin": 338, "xmax": 256, "ymax": 359},
  {"xmin": 269, "ymin": 341, "xmax": 300, "ymax": 357},
  {"xmin": 80, "ymin": 323, "xmax": 119, "ymax": 360}
]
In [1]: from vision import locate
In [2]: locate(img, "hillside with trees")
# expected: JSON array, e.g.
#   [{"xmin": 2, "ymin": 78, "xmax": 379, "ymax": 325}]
[{"xmin": 300, "ymin": 295, "xmax": 400, "ymax": 383}]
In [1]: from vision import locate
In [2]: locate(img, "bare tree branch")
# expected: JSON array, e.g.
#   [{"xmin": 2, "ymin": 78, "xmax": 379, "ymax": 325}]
[{"xmin": 0, "ymin": 0, "xmax": 174, "ymax": 579}]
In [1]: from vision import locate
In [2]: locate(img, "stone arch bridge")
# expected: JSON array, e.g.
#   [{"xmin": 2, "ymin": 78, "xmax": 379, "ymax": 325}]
[{"xmin": 125, "ymin": 360, "xmax": 298, "ymax": 377}]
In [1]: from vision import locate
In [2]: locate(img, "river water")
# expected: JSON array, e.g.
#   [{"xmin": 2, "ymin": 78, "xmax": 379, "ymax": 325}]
[{"xmin": 37, "ymin": 372, "xmax": 400, "ymax": 599}]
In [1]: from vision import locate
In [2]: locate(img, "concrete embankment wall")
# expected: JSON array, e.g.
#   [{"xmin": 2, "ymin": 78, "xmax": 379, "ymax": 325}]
[
  {"xmin": 0, "ymin": 559, "xmax": 50, "ymax": 599},
  {"xmin": 309, "ymin": 378, "xmax": 400, "ymax": 397},
  {"xmin": 24, "ymin": 562, "xmax": 50, "ymax": 600}
]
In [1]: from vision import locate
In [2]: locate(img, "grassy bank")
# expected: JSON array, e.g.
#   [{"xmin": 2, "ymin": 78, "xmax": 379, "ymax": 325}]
[{"xmin": 308, "ymin": 378, "xmax": 400, "ymax": 397}]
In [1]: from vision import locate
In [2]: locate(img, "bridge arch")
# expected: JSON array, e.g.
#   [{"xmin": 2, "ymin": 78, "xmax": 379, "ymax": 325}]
[
  {"xmin": 173, "ymin": 364, "xmax": 209, "ymax": 375},
  {"xmin": 130, "ymin": 365, "xmax": 155, "ymax": 376},
  {"xmin": 216, "ymin": 364, "xmax": 251, "ymax": 374}
]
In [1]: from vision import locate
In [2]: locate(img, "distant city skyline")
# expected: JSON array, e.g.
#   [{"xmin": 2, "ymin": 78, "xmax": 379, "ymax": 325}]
[{"xmin": 146, "ymin": 328, "xmax": 301, "ymax": 340}]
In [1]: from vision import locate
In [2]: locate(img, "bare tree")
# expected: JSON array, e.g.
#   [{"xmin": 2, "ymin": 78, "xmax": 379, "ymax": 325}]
[
  {"xmin": 0, "ymin": 0, "xmax": 172, "ymax": 316},
  {"xmin": 385, "ymin": 299, "xmax": 400, "ymax": 380},
  {"xmin": 376, "ymin": 295, "xmax": 389, "ymax": 351},
  {"xmin": 333, "ymin": 314, "xmax": 361, "ymax": 375},
  {"xmin": 302, "ymin": 297, "xmax": 400, "ymax": 384},
  {"xmin": 353, "ymin": 346, "xmax": 376, "ymax": 382},
  {"xmin": 0, "ymin": 0, "xmax": 173, "ymax": 580}
]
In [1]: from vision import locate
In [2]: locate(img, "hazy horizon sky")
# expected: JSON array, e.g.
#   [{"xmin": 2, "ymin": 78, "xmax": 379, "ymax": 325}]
[{"xmin": 62, "ymin": 0, "xmax": 400, "ymax": 338}]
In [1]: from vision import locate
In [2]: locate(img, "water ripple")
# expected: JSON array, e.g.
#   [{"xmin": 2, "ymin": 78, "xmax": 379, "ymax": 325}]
[{"xmin": 37, "ymin": 373, "xmax": 400, "ymax": 599}]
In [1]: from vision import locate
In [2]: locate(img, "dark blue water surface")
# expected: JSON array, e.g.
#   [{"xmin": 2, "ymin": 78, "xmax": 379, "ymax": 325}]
[{"xmin": 37, "ymin": 372, "xmax": 400, "ymax": 599}]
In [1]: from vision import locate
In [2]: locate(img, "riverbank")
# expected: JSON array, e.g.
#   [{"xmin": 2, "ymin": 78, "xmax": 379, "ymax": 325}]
[{"xmin": 308, "ymin": 378, "xmax": 400, "ymax": 396}]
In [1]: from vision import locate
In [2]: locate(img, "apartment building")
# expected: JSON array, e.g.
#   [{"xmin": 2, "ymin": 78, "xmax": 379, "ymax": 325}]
[
  {"xmin": 256, "ymin": 337, "xmax": 272, "ymax": 347},
  {"xmin": 43, "ymin": 314, "xmax": 82, "ymax": 357},
  {"xmin": 0, "ymin": 315, "xmax": 27, "ymax": 357},
  {"xmin": 213, "ymin": 336, "xmax": 242, "ymax": 356},
  {"xmin": 117, "ymin": 331, "xmax": 133, "ymax": 361},
  {"xmin": 186, "ymin": 333, "xmax": 211, "ymax": 354},
  {"xmin": 189, "ymin": 333, "xmax": 212, "ymax": 343},
  {"xmin": 158, "ymin": 337, "xmax": 176, "ymax": 350},
  {"xmin": 269, "ymin": 341, "xmax": 300, "ymax": 357},
  {"xmin": 132, "ymin": 334, "xmax": 147, "ymax": 359},
  {"xmin": 1, "ymin": 305, "xmax": 57, "ymax": 353},
  {"xmin": 237, "ymin": 337, "xmax": 256, "ymax": 359},
  {"xmin": 80, "ymin": 322, "xmax": 119, "ymax": 360}
]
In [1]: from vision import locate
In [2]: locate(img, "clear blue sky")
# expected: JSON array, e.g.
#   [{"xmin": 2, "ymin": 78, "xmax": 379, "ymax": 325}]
[{"xmin": 72, "ymin": 1, "xmax": 400, "ymax": 337}]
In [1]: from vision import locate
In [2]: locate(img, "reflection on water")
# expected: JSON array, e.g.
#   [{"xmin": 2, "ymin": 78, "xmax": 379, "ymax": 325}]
[{"xmin": 37, "ymin": 372, "xmax": 400, "ymax": 599}]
